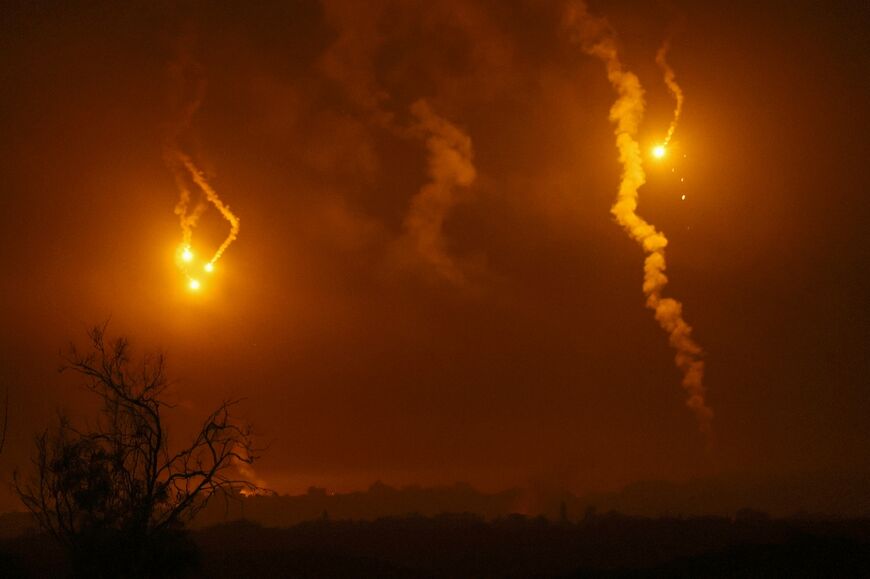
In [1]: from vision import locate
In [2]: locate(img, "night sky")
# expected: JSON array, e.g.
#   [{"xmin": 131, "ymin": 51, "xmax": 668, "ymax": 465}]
[{"xmin": 1, "ymin": 0, "xmax": 868, "ymax": 510}]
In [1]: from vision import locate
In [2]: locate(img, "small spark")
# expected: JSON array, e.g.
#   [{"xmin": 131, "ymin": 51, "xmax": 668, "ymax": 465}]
[
  {"xmin": 189, "ymin": 279, "xmax": 201, "ymax": 291},
  {"xmin": 681, "ymin": 194, "xmax": 686, "ymax": 201},
  {"xmin": 204, "ymin": 262, "xmax": 214, "ymax": 273}
]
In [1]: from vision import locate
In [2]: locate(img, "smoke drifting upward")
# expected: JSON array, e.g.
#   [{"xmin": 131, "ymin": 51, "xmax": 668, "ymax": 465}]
[
  {"xmin": 564, "ymin": 2, "xmax": 713, "ymax": 437},
  {"xmin": 403, "ymin": 100, "xmax": 477, "ymax": 285},
  {"xmin": 656, "ymin": 40, "xmax": 684, "ymax": 149}
]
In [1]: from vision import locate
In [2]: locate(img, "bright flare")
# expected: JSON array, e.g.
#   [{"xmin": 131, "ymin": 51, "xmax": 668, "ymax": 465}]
[
  {"xmin": 188, "ymin": 279, "xmax": 201, "ymax": 291},
  {"xmin": 652, "ymin": 145, "xmax": 666, "ymax": 159},
  {"xmin": 566, "ymin": 1, "xmax": 713, "ymax": 438},
  {"xmin": 204, "ymin": 262, "xmax": 214, "ymax": 273},
  {"xmin": 181, "ymin": 247, "xmax": 194, "ymax": 262}
]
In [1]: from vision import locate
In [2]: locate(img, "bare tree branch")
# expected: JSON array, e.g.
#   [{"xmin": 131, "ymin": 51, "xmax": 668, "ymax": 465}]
[{"xmin": 15, "ymin": 325, "xmax": 264, "ymax": 576}]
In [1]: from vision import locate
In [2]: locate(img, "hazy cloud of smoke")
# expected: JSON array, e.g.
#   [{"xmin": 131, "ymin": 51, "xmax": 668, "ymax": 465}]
[
  {"xmin": 319, "ymin": 1, "xmax": 480, "ymax": 283},
  {"xmin": 318, "ymin": 0, "xmax": 394, "ymax": 127},
  {"xmin": 564, "ymin": 1, "xmax": 713, "ymax": 437},
  {"xmin": 401, "ymin": 99, "xmax": 477, "ymax": 284}
]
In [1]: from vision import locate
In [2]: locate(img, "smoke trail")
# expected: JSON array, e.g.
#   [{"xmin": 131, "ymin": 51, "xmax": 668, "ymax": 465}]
[
  {"xmin": 179, "ymin": 154, "xmax": 240, "ymax": 265},
  {"xmin": 656, "ymin": 39, "xmax": 683, "ymax": 148},
  {"xmin": 403, "ymin": 99, "xmax": 477, "ymax": 284},
  {"xmin": 564, "ymin": 2, "xmax": 713, "ymax": 436},
  {"xmin": 166, "ymin": 148, "xmax": 208, "ymax": 249}
]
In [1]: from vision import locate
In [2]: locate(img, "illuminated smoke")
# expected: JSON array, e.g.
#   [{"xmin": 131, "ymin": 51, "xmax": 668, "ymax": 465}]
[
  {"xmin": 564, "ymin": 2, "xmax": 713, "ymax": 436},
  {"xmin": 656, "ymin": 39, "xmax": 684, "ymax": 149},
  {"xmin": 404, "ymin": 99, "xmax": 477, "ymax": 285}
]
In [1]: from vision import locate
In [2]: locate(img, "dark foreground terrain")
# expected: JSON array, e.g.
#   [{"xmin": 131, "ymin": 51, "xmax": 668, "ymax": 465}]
[{"xmin": 2, "ymin": 513, "xmax": 869, "ymax": 578}]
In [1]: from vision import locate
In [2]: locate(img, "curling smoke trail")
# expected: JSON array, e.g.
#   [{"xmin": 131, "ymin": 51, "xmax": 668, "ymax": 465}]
[
  {"xmin": 565, "ymin": 2, "xmax": 713, "ymax": 436},
  {"xmin": 656, "ymin": 39, "xmax": 683, "ymax": 149},
  {"xmin": 167, "ymin": 148, "xmax": 208, "ymax": 249},
  {"xmin": 404, "ymin": 99, "xmax": 477, "ymax": 285}
]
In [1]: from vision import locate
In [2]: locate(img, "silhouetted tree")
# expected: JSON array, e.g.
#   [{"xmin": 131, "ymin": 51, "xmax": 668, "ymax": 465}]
[{"xmin": 14, "ymin": 324, "xmax": 261, "ymax": 578}]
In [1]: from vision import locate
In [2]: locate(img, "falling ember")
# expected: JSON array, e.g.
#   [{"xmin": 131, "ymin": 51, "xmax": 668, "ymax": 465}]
[
  {"xmin": 565, "ymin": 2, "xmax": 713, "ymax": 437},
  {"xmin": 204, "ymin": 262, "xmax": 214, "ymax": 273}
]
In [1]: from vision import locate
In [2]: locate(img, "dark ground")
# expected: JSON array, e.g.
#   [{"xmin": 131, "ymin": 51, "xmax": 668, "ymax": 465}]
[{"xmin": 2, "ymin": 513, "xmax": 869, "ymax": 578}]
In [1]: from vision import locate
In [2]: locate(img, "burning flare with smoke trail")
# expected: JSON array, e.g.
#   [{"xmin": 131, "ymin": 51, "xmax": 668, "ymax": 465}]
[
  {"xmin": 167, "ymin": 149, "xmax": 240, "ymax": 291},
  {"xmin": 655, "ymin": 39, "xmax": 684, "ymax": 153},
  {"xmin": 565, "ymin": 2, "xmax": 713, "ymax": 436}
]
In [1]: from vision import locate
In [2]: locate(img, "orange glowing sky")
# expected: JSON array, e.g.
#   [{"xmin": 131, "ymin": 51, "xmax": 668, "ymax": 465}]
[{"xmin": 0, "ymin": 0, "xmax": 868, "ymax": 509}]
